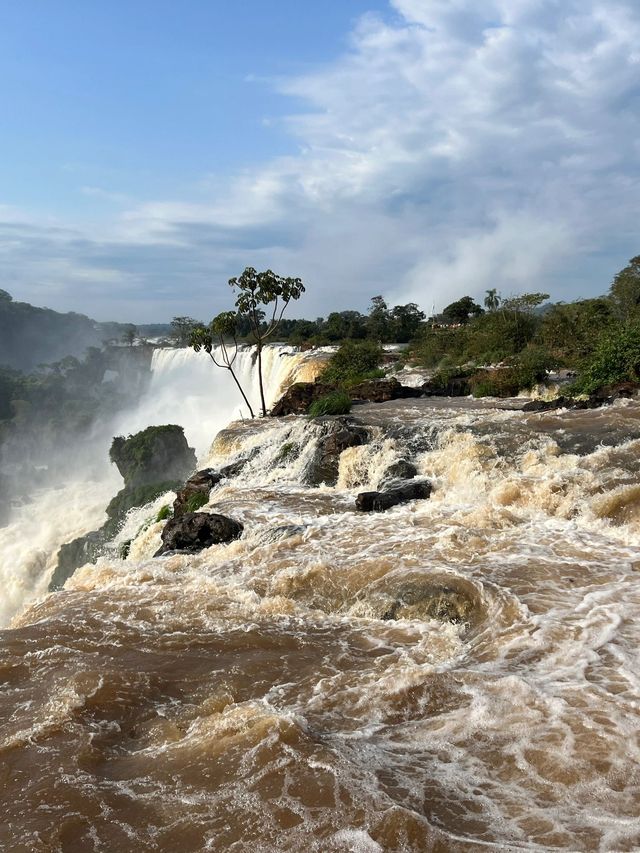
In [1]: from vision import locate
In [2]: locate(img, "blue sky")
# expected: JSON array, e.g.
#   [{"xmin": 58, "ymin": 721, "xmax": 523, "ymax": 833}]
[{"xmin": 1, "ymin": 0, "xmax": 639, "ymax": 321}]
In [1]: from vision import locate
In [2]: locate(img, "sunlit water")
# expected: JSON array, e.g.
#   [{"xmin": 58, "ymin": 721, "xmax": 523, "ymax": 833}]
[{"xmin": 1, "ymin": 379, "xmax": 640, "ymax": 850}]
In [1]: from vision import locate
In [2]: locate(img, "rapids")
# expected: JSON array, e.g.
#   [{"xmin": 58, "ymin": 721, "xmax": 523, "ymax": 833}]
[{"xmin": 1, "ymin": 363, "xmax": 640, "ymax": 850}]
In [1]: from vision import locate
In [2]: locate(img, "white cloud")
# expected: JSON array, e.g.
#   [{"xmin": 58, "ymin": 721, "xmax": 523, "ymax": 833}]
[{"xmin": 2, "ymin": 0, "xmax": 640, "ymax": 320}]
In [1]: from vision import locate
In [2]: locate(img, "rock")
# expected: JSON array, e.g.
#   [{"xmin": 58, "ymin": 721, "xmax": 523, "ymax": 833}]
[
  {"xmin": 173, "ymin": 468, "xmax": 222, "ymax": 517},
  {"xmin": 356, "ymin": 480, "xmax": 432, "ymax": 512},
  {"xmin": 422, "ymin": 372, "xmax": 471, "ymax": 397},
  {"xmin": 380, "ymin": 459, "xmax": 417, "ymax": 483},
  {"xmin": 270, "ymin": 382, "xmax": 335, "ymax": 416},
  {"xmin": 154, "ymin": 511, "xmax": 243, "ymax": 556},
  {"xmin": 50, "ymin": 531, "xmax": 106, "ymax": 590},
  {"xmin": 349, "ymin": 378, "xmax": 422, "ymax": 403},
  {"xmin": 305, "ymin": 419, "xmax": 370, "ymax": 486},
  {"xmin": 380, "ymin": 581, "xmax": 475, "ymax": 624},
  {"xmin": 109, "ymin": 425, "xmax": 196, "ymax": 489}
]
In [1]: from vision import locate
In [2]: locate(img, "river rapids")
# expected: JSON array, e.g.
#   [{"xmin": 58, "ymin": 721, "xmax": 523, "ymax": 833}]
[{"xmin": 1, "ymin": 350, "xmax": 640, "ymax": 852}]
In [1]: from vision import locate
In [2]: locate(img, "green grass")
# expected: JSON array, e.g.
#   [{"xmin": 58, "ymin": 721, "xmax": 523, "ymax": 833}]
[{"xmin": 308, "ymin": 391, "xmax": 352, "ymax": 417}]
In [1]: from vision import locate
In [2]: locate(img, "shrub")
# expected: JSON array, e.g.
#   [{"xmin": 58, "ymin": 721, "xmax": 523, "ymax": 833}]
[
  {"xmin": 156, "ymin": 504, "xmax": 172, "ymax": 522},
  {"xmin": 183, "ymin": 491, "xmax": 209, "ymax": 513},
  {"xmin": 571, "ymin": 323, "xmax": 640, "ymax": 394},
  {"xmin": 308, "ymin": 391, "xmax": 352, "ymax": 417},
  {"xmin": 321, "ymin": 340, "xmax": 383, "ymax": 387}
]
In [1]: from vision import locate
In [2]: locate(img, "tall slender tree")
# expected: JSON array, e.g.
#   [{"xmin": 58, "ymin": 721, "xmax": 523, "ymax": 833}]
[
  {"xmin": 190, "ymin": 312, "xmax": 255, "ymax": 418},
  {"xmin": 229, "ymin": 268, "xmax": 305, "ymax": 416}
]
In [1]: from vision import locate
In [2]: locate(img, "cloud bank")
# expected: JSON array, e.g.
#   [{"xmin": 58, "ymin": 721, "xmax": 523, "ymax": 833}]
[{"xmin": 2, "ymin": 0, "xmax": 640, "ymax": 320}]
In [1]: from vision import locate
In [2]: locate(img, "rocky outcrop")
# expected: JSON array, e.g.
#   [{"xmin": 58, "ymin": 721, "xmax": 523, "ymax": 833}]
[
  {"xmin": 270, "ymin": 383, "xmax": 335, "ymax": 416},
  {"xmin": 154, "ymin": 511, "xmax": 243, "ymax": 556},
  {"xmin": 356, "ymin": 480, "xmax": 432, "ymax": 512},
  {"xmin": 173, "ymin": 460, "xmax": 250, "ymax": 517},
  {"xmin": 305, "ymin": 418, "xmax": 370, "ymax": 486},
  {"xmin": 522, "ymin": 382, "xmax": 640, "ymax": 413},
  {"xmin": 422, "ymin": 372, "xmax": 472, "ymax": 397},
  {"xmin": 349, "ymin": 378, "xmax": 423, "ymax": 403},
  {"xmin": 50, "ymin": 424, "xmax": 196, "ymax": 590},
  {"xmin": 379, "ymin": 459, "xmax": 417, "ymax": 484},
  {"xmin": 109, "ymin": 425, "xmax": 196, "ymax": 489}
]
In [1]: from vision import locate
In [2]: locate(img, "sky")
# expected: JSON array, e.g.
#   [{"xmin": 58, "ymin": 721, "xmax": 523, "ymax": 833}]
[{"xmin": 0, "ymin": 0, "xmax": 639, "ymax": 323}]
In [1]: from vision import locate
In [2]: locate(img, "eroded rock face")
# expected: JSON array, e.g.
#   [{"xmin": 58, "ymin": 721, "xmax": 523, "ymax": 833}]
[
  {"xmin": 349, "ymin": 378, "xmax": 423, "ymax": 403},
  {"xmin": 304, "ymin": 419, "xmax": 370, "ymax": 486},
  {"xmin": 155, "ymin": 512, "xmax": 243, "ymax": 556},
  {"xmin": 109, "ymin": 425, "xmax": 196, "ymax": 489},
  {"xmin": 356, "ymin": 481, "xmax": 432, "ymax": 512},
  {"xmin": 270, "ymin": 383, "xmax": 335, "ymax": 416},
  {"xmin": 421, "ymin": 373, "xmax": 472, "ymax": 397}
]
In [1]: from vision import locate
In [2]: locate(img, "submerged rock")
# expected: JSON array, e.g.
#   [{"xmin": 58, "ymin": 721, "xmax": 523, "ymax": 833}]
[
  {"xmin": 109, "ymin": 424, "xmax": 196, "ymax": 489},
  {"xmin": 380, "ymin": 581, "xmax": 475, "ymax": 624},
  {"xmin": 305, "ymin": 418, "xmax": 370, "ymax": 486},
  {"xmin": 155, "ymin": 511, "xmax": 243, "ymax": 556},
  {"xmin": 356, "ymin": 480, "xmax": 432, "ymax": 512}
]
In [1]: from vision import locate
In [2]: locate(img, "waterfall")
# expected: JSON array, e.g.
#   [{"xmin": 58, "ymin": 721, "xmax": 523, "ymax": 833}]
[{"xmin": 119, "ymin": 344, "xmax": 322, "ymax": 458}]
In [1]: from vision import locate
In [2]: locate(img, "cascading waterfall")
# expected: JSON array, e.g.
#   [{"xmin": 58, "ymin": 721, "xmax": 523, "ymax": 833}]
[{"xmin": 0, "ymin": 343, "xmax": 325, "ymax": 627}]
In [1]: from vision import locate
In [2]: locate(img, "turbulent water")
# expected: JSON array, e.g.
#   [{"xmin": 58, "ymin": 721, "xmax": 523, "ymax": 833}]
[{"xmin": 2, "ymin": 359, "xmax": 640, "ymax": 850}]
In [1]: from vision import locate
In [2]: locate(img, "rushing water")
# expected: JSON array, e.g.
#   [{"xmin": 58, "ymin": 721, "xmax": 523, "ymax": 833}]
[{"xmin": 1, "ymin": 379, "xmax": 640, "ymax": 851}]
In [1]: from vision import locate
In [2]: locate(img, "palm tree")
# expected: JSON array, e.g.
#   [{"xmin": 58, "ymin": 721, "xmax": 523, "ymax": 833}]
[{"xmin": 484, "ymin": 288, "xmax": 501, "ymax": 312}]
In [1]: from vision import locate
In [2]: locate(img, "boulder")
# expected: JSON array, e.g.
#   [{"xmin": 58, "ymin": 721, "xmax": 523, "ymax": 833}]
[
  {"xmin": 422, "ymin": 372, "xmax": 472, "ymax": 397},
  {"xmin": 380, "ymin": 459, "xmax": 417, "ymax": 483},
  {"xmin": 173, "ymin": 468, "xmax": 222, "ymax": 517},
  {"xmin": 109, "ymin": 424, "xmax": 196, "ymax": 489},
  {"xmin": 155, "ymin": 511, "xmax": 243, "ymax": 556},
  {"xmin": 270, "ymin": 382, "xmax": 335, "ymax": 416},
  {"xmin": 305, "ymin": 419, "xmax": 370, "ymax": 486},
  {"xmin": 349, "ymin": 377, "xmax": 422, "ymax": 403},
  {"xmin": 356, "ymin": 480, "xmax": 432, "ymax": 512}
]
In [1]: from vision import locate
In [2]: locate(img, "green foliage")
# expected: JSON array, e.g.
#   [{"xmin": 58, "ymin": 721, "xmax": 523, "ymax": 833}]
[
  {"xmin": 321, "ymin": 340, "xmax": 383, "ymax": 386},
  {"xmin": 171, "ymin": 316, "xmax": 201, "ymax": 346},
  {"xmin": 572, "ymin": 322, "xmax": 640, "ymax": 394},
  {"xmin": 470, "ymin": 346, "xmax": 557, "ymax": 397},
  {"xmin": 442, "ymin": 296, "xmax": 484, "ymax": 325},
  {"xmin": 537, "ymin": 298, "xmax": 614, "ymax": 366},
  {"xmin": 156, "ymin": 504, "xmax": 172, "ymax": 522},
  {"xmin": 183, "ymin": 491, "xmax": 209, "ymax": 513},
  {"xmin": 308, "ymin": 391, "xmax": 352, "ymax": 417},
  {"xmin": 609, "ymin": 256, "xmax": 640, "ymax": 321}
]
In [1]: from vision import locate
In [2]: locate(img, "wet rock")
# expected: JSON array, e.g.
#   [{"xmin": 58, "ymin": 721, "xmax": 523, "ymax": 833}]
[
  {"xmin": 173, "ymin": 468, "xmax": 222, "ymax": 517},
  {"xmin": 349, "ymin": 377, "xmax": 422, "ymax": 403},
  {"xmin": 380, "ymin": 459, "xmax": 417, "ymax": 483},
  {"xmin": 356, "ymin": 480, "xmax": 431, "ymax": 512},
  {"xmin": 380, "ymin": 581, "xmax": 475, "ymax": 624},
  {"xmin": 422, "ymin": 372, "xmax": 472, "ymax": 397},
  {"xmin": 270, "ymin": 382, "xmax": 335, "ymax": 416},
  {"xmin": 50, "ymin": 531, "xmax": 106, "ymax": 590},
  {"xmin": 305, "ymin": 419, "xmax": 370, "ymax": 486},
  {"xmin": 109, "ymin": 425, "xmax": 196, "ymax": 489},
  {"xmin": 154, "ymin": 511, "xmax": 243, "ymax": 556}
]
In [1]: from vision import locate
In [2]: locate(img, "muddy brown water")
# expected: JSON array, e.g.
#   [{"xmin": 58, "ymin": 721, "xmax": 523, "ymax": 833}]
[{"xmin": 2, "ymin": 397, "xmax": 640, "ymax": 851}]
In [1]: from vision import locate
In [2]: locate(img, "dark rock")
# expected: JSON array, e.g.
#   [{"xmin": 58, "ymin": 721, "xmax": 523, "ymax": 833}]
[
  {"xmin": 50, "ymin": 531, "xmax": 106, "ymax": 590},
  {"xmin": 349, "ymin": 377, "xmax": 422, "ymax": 403},
  {"xmin": 270, "ymin": 382, "xmax": 335, "ymax": 416},
  {"xmin": 173, "ymin": 468, "xmax": 222, "ymax": 517},
  {"xmin": 109, "ymin": 425, "xmax": 196, "ymax": 489},
  {"xmin": 422, "ymin": 373, "xmax": 471, "ymax": 397},
  {"xmin": 155, "ymin": 511, "xmax": 243, "ymax": 556},
  {"xmin": 356, "ymin": 481, "xmax": 432, "ymax": 512},
  {"xmin": 304, "ymin": 419, "xmax": 370, "ymax": 486},
  {"xmin": 380, "ymin": 459, "xmax": 417, "ymax": 483}
]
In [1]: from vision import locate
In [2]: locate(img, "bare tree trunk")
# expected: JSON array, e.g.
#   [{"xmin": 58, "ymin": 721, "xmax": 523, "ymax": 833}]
[
  {"xmin": 257, "ymin": 342, "xmax": 267, "ymax": 417},
  {"xmin": 228, "ymin": 367, "xmax": 255, "ymax": 419}
]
